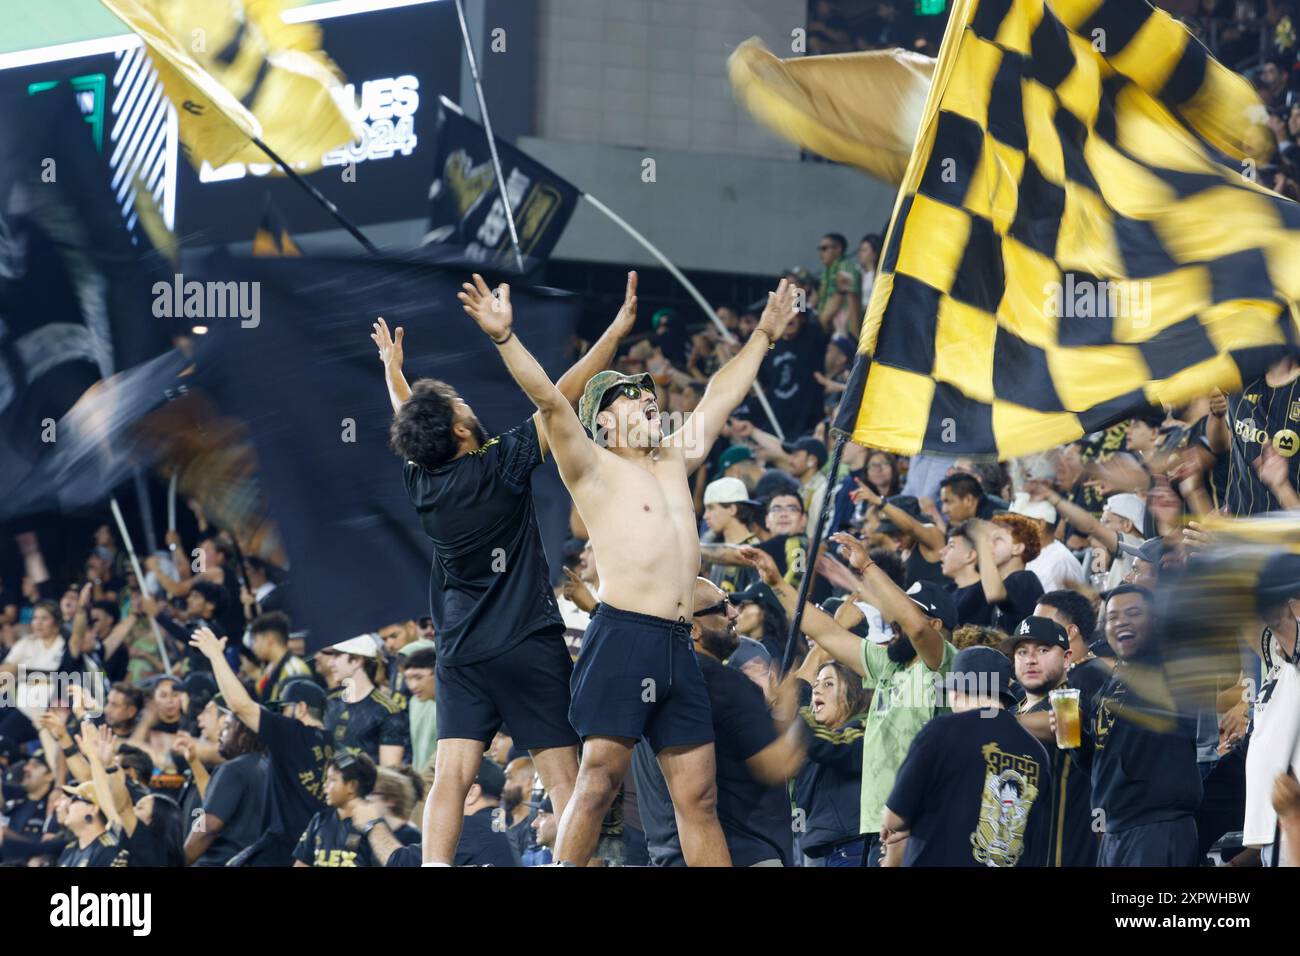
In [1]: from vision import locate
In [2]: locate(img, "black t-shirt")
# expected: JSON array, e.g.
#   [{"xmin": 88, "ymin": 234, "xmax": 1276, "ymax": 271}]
[
  {"xmin": 196, "ymin": 753, "xmax": 268, "ymax": 866},
  {"xmin": 403, "ymin": 417, "xmax": 563, "ymax": 665},
  {"xmin": 254, "ymin": 710, "xmax": 333, "ymax": 843},
  {"xmin": 760, "ymin": 320, "xmax": 828, "ymax": 437},
  {"xmin": 949, "ymin": 570, "xmax": 1043, "ymax": 632},
  {"xmin": 905, "ymin": 546, "xmax": 946, "ymax": 588},
  {"xmin": 1020, "ymin": 694, "xmax": 1099, "ymax": 867},
  {"xmin": 392, "ymin": 822, "xmax": 421, "ymax": 846},
  {"xmin": 886, "ymin": 708, "xmax": 1051, "ymax": 867},
  {"xmin": 454, "ymin": 806, "xmax": 518, "ymax": 867},
  {"xmin": 1224, "ymin": 372, "xmax": 1300, "ymax": 515},
  {"xmin": 324, "ymin": 688, "xmax": 408, "ymax": 761},
  {"xmin": 293, "ymin": 809, "xmax": 375, "ymax": 867},
  {"xmin": 698, "ymin": 654, "xmax": 793, "ymax": 867},
  {"xmin": 57, "ymin": 830, "xmax": 130, "ymax": 868}
]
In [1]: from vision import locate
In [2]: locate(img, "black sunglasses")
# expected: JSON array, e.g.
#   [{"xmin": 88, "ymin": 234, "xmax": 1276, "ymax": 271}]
[
  {"xmin": 599, "ymin": 383, "xmax": 654, "ymax": 411},
  {"xmin": 695, "ymin": 597, "xmax": 732, "ymax": 618}
]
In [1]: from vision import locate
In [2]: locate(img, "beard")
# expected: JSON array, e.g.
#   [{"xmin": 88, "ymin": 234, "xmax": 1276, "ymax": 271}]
[
  {"xmin": 698, "ymin": 623, "xmax": 740, "ymax": 661},
  {"xmin": 501, "ymin": 785, "xmax": 523, "ymax": 813},
  {"xmin": 469, "ymin": 420, "xmax": 489, "ymax": 447},
  {"xmin": 886, "ymin": 637, "xmax": 917, "ymax": 665}
]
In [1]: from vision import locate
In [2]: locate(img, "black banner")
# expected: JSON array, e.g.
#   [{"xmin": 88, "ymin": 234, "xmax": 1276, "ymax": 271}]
[
  {"xmin": 195, "ymin": 253, "xmax": 578, "ymax": 652},
  {"xmin": 424, "ymin": 101, "xmax": 580, "ymax": 267}
]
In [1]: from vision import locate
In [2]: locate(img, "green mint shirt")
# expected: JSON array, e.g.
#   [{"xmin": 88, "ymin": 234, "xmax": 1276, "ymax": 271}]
[{"xmin": 858, "ymin": 639, "xmax": 957, "ymax": 834}]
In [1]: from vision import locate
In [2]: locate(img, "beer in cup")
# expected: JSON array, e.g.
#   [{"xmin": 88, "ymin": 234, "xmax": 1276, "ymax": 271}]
[{"xmin": 1049, "ymin": 687, "xmax": 1081, "ymax": 749}]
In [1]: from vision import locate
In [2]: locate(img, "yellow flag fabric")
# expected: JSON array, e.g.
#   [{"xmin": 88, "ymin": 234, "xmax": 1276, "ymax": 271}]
[
  {"xmin": 728, "ymin": 38, "xmax": 935, "ymax": 186},
  {"xmin": 100, "ymin": 0, "xmax": 358, "ymax": 171},
  {"xmin": 832, "ymin": 0, "xmax": 1300, "ymax": 460}
]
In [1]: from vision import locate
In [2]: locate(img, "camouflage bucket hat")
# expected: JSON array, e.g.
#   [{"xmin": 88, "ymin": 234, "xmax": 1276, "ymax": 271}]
[{"xmin": 578, "ymin": 370, "xmax": 656, "ymax": 435}]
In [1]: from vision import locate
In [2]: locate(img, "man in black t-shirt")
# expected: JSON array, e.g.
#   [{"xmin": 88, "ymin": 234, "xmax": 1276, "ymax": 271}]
[
  {"xmin": 883, "ymin": 647, "xmax": 1051, "ymax": 867},
  {"xmin": 320, "ymin": 635, "xmax": 408, "ymax": 765},
  {"xmin": 758, "ymin": 310, "xmax": 827, "ymax": 438},
  {"xmin": 941, "ymin": 521, "xmax": 1043, "ymax": 631},
  {"xmin": 293, "ymin": 752, "xmax": 378, "ymax": 867},
  {"xmin": 189, "ymin": 627, "xmax": 333, "ymax": 866},
  {"xmin": 55, "ymin": 783, "xmax": 129, "ymax": 868},
  {"xmin": 184, "ymin": 714, "xmax": 267, "ymax": 866},
  {"xmin": 1220, "ymin": 354, "xmax": 1300, "ymax": 515},
  {"xmin": 371, "ymin": 280, "xmax": 636, "ymax": 865}
]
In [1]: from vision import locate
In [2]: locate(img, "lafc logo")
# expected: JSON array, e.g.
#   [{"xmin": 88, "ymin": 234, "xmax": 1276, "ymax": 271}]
[{"xmin": 1290, "ymin": 400, "xmax": 1300, "ymax": 422}]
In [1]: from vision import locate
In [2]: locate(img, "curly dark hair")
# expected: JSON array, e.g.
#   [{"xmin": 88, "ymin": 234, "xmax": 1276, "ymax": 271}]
[{"xmin": 390, "ymin": 379, "xmax": 462, "ymax": 470}]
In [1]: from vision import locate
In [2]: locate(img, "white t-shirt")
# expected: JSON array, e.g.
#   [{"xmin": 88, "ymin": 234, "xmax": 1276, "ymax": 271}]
[
  {"xmin": 4, "ymin": 634, "xmax": 65, "ymax": 672},
  {"xmin": 1026, "ymin": 540, "xmax": 1086, "ymax": 593}
]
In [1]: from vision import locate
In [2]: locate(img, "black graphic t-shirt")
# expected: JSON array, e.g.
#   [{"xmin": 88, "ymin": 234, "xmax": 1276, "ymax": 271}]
[
  {"xmin": 949, "ymin": 571, "xmax": 1044, "ymax": 632},
  {"xmin": 1224, "ymin": 372, "xmax": 1300, "ymax": 516},
  {"xmin": 324, "ymin": 688, "xmax": 408, "ymax": 760},
  {"xmin": 293, "ymin": 810, "xmax": 375, "ymax": 867},
  {"xmin": 255, "ymin": 710, "xmax": 333, "ymax": 843},
  {"xmin": 403, "ymin": 417, "xmax": 563, "ymax": 665},
  {"xmin": 886, "ymin": 708, "xmax": 1051, "ymax": 867}
]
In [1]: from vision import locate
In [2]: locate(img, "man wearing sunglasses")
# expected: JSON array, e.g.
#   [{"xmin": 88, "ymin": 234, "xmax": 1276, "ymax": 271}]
[
  {"xmin": 460, "ymin": 272, "xmax": 801, "ymax": 866},
  {"xmin": 372, "ymin": 273, "xmax": 639, "ymax": 867}
]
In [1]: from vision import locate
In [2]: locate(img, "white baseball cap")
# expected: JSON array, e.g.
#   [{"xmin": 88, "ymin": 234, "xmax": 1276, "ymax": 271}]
[
  {"xmin": 704, "ymin": 476, "xmax": 759, "ymax": 507},
  {"xmin": 1010, "ymin": 491, "xmax": 1057, "ymax": 525},
  {"xmin": 1103, "ymin": 493, "xmax": 1146, "ymax": 530},
  {"xmin": 322, "ymin": 633, "xmax": 382, "ymax": 658}
]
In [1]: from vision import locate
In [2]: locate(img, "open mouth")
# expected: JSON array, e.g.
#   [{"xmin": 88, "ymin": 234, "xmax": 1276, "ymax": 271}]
[
  {"xmin": 1115, "ymin": 631, "xmax": 1137, "ymax": 651},
  {"xmin": 812, "ymin": 697, "xmax": 825, "ymax": 716},
  {"xmin": 644, "ymin": 403, "xmax": 659, "ymax": 421}
]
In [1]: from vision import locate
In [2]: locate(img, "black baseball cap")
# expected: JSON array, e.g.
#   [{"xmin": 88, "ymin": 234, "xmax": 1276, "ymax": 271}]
[
  {"xmin": 730, "ymin": 582, "xmax": 785, "ymax": 620},
  {"xmin": 1004, "ymin": 615, "xmax": 1070, "ymax": 653},
  {"xmin": 278, "ymin": 678, "xmax": 326, "ymax": 711},
  {"xmin": 905, "ymin": 580, "xmax": 958, "ymax": 632},
  {"xmin": 781, "ymin": 437, "xmax": 828, "ymax": 467},
  {"xmin": 476, "ymin": 758, "xmax": 506, "ymax": 799},
  {"xmin": 944, "ymin": 646, "xmax": 1017, "ymax": 707},
  {"xmin": 527, "ymin": 794, "xmax": 553, "ymax": 814},
  {"xmin": 1256, "ymin": 552, "xmax": 1300, "ymax": 615},
  {"xmin": 1116, "ymin": 536, "xmax": 1164, "ymax": 565}
]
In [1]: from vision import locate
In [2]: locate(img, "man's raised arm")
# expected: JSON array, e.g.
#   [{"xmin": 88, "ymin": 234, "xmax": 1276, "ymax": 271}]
[
  {"xmin": 371, "ymin": 318, "xmax": 411, "ymax": 414},
  {"xmin": 555, "ymin": 271, "xmax": 637, "ymax": 407},
  {"xmin": 189, "ymin": 626, "xmax": 261, "ymax": 734},
  {"xmin": 458, "ymin": 275, "xmax": 599, "ymax": 484},
  {"xmin": 671, "ymin": 279, "xmax": 799, "ymax": 473}
]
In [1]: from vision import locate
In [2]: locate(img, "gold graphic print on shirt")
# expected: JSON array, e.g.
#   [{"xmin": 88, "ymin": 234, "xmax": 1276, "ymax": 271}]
[{"xmin": 970, "ymin": 743, "xmax": 1040, "ymax": 867}]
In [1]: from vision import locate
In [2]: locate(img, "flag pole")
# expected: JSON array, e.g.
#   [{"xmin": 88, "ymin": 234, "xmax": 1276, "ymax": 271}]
[
  {"xmin": 453, "ymin": 0, "xmax": 525, "ymax": 273},
  {"xmin": 109, "ymin": 496, "xmax": 173, "ymax": 675},
  {"xmin": 779, "ymin": 432, "xmax": 846, "ymax": 676},
  {"xmin": 579, "ymin": 192, "xmax": 787, "ymax": 440},
  {"xmin": 250, "ymin": 136, "xmax": 379, "ymax": 255}
]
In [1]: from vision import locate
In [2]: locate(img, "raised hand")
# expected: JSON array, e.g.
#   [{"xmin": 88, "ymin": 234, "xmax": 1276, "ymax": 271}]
[
  {"xmin": 849, "ymin": 477, "xmax": 882, "ymax": 507},
  {"xmin": 756, "ymin": 278, "xmax": 800, "ymax": 342},
  {"xmin": 736, "ymin": 545, "xmax": 783, "ymax": 588},
  {"xmin": 611, "ymin": 271, "xmax": 638, "ymax": 336},
  {"xmin": 458, "ymin": 274, "xmax": 513, "ymax": 342},
  {"xmin": 188, "ymin": 625, "xmax": 227, "ymax": 662},
  {"xmin": 1208, "ymin": 388, "xmax": 1228, "ymax": 418},
  {"xmin": 371, "ymin": 317, "xmax": 405, "ymax": 368},
  {"xmin": 829, "ymin": 531, "xmax": 872, "ymax": 571},
  {"xmin": 815, "ymin": 552, "xmax": 862, "ymax": 594}
]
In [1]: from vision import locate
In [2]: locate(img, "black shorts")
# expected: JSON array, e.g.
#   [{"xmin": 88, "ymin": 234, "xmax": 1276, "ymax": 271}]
[
  {"xmin": 569, "ymin": 604, "xmax": 714, "ymax": 754},
  {"xmin": 436, "ymin": 630, "xmax": 579, "ymax": 751}
]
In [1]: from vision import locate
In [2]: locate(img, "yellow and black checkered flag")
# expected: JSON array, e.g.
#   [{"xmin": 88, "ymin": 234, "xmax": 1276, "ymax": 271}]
[{"xmin": 833, "ymin": 0, "xmax": 1300, "ymax": 459}]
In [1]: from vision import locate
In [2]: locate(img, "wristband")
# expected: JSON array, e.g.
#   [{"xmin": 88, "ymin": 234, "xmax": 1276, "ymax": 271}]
[
  {"xmin": 753, "ymin": 328, "xmax": 776, "ymax": 350},
  {"xmin": 105, "ymin": 765, "xmax": 121, "ymax": 775},
  {"xmin": 491, "ymin": 329, "xmax": 514, "ymax": 346},
  {"xmin": 62, "ymin": 744, "xmax": 79, "ymax": 758}
]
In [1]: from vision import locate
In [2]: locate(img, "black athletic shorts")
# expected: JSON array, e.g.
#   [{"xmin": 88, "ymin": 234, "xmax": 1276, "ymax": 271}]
[
  {"xmin": 435, "ymin": 629, "xmax": 579, "ymax": 751},
  {"xmin": 569, "ymin": 604, "xmax": 714, "ymax": 754}
]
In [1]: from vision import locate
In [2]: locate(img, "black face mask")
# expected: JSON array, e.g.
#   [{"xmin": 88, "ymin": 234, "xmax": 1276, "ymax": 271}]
[{"xmin": 886, "ymin": 637, "xmax": 917, "ymax": 665}]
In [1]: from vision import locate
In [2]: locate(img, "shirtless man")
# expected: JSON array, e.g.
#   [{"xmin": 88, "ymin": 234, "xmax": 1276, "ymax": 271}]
[{"xmin": 459, "ymin": 273, "xmax": 799, "ymax": 866}]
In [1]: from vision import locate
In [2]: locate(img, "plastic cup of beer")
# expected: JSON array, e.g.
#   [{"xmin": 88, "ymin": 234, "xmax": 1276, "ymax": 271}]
[{"xmin": 1049, "ymin": 687, "xmax": 1082, "ymax": 749}]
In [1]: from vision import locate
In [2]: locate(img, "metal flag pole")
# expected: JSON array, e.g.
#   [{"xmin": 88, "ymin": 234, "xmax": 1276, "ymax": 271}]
[
  {"xmin": 580, "ymin": 192, "xmax": 787, "ymax": 440},
  {"xmin": 109, "ymin": 497, "xmax": 173, "ymax": 675},
  {"xmin": 453, "ymin": 0, "xmax": 525, "ymax": 273},
  {"xmin": 779, "ymin": 432, "xmax": 847, "ymax": 676},
  {"xmin": 250, "ymin": 136, "xmax": 379, "ymax": 255}
]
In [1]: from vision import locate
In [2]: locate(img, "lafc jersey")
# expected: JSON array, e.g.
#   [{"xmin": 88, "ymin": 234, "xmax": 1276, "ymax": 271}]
[
  {"xmin": 323, "ymin": 688, "xmax": 408, "ymax": 760},
  {"xmin": 1225, "ymin": 372, "xmax": 1300, "ymax": 515},
  {"xmin": 293, "ymin": 810, "xmax": 375, "ymax": 867},
  {"xmin": 57, "ymin": 831, "xmax": 129, "ymax": 868}
]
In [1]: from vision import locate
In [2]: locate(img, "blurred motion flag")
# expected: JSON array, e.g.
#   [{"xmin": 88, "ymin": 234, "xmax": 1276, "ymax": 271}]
[
  {"xmin": 424, "ymin": 99, "xmax": 580, "ymax": 266},
  {"xmin": 99, "ymin": 0, "xmax": 358, "ymax": 170},
  {"xmin": 252, "ymin": 198, "xmax": 301, "ymax": 256},
  {"xmin": 729, "ymin": 39, "xmax": 935, "ymax": 186},
  {"xmin": 195, "ymin": 254, "xmax": 578, "ymax": 651},
  {"xmin": 833, "ymin": 0, "xmax": 1300, "ymax": 459}
]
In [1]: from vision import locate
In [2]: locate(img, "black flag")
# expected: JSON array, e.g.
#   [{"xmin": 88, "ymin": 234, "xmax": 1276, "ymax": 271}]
[
  {"xmin": 423, "ymin": 100, "xmax": 579, "ymax": 266},
  {"xmin": 196, "ymin": 253, "xmax": 578, "ymax": 652}
]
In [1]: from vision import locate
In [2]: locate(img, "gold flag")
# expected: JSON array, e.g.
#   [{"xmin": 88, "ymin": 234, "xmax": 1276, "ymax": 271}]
[
  {"xmin": 100, "ymin": 0, "xmax": 358, "ymax": 171},
  {"xmin": 729, "ymin": 38, "xmax": 935, "ymax": 186}
]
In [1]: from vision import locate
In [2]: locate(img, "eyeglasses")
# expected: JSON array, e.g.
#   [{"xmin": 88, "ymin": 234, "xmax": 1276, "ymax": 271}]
[
  {"xmin": 768, "ymin": 503, "xmax": 802, "ymax": 514},
  {"xmin": 599, "ymin": 383, "xmax": 654, "ymax": 411},
  {"xmin": 695, "ymin": 597, "xmax": 733, "ymax": 618},
  {"xmin": 817, "ymin": 244, "xmax": 833, "ymax": 252}
]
